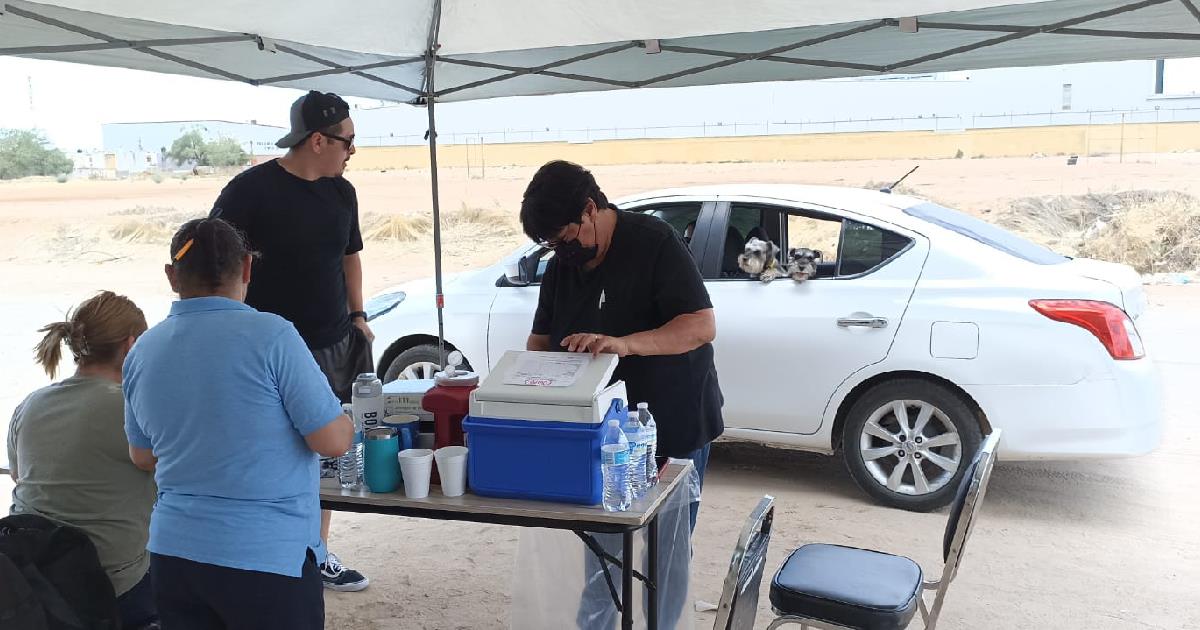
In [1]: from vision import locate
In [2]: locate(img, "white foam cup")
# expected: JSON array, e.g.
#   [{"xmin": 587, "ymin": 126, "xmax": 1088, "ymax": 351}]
[
  {"xmin": 397, "ymin": 449, "xmax": 434, "ymax": 499},
  {"xmin": 434, "ymin": 446, "xmax": 469, "ymax": 497}
]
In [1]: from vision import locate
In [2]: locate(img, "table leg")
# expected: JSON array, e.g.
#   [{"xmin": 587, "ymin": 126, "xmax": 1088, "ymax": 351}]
[
  {"xmin": 648, "ymin": 517, "xmax": 659, "ymax": 630},
  {"xmin": 622, "ymin": 531, "xmax": 634, "ymax": 630}
]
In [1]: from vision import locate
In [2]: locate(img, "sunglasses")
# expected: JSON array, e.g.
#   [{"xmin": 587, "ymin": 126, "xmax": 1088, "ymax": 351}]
[{"xmin": 319, "ymin": 131, "xmax": 355, "ymax": 149}]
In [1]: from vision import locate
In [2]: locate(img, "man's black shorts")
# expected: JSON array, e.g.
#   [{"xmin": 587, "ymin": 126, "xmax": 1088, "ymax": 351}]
[{"xmin": 311, "ymin": 326, "xmax": 374, "ymax": 405}]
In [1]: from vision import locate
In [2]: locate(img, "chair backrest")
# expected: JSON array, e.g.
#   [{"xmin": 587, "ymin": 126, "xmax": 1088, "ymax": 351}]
[
  {"xmin": 941, "ymin": 430, "xmax": 1002, "ymax": 581},
  {"xmin": 713, "ymin": 495, "xmax": 775, "ymax": 630}
]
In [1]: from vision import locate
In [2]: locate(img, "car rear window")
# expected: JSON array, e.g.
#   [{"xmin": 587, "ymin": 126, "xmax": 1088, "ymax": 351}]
[{"xmin": 904, "ymin": 202, "xmax": 1068, "ymax": 265}]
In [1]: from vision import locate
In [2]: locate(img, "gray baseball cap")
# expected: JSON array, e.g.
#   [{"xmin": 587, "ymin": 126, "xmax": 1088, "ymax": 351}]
[{"xmin": 276, "ymin": 90, "xmax": 351, "ymax": 149}]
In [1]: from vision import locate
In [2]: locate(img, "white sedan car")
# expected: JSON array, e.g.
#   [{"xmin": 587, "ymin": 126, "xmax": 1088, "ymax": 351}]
[{"xmin": 364, "ymin": 185, "xmax": 1162, "ymax": 510}]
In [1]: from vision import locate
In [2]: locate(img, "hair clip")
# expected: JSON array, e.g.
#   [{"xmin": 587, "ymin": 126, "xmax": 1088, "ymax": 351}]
[{"xmin": 174, "ymin": 238, "xmax": 195, "ymax": 262}]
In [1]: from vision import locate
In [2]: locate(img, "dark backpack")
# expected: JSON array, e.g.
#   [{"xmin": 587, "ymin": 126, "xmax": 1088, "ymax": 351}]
[{"xmin": 0, "ymin": 514, "xmax": 120, "ymax": 630}]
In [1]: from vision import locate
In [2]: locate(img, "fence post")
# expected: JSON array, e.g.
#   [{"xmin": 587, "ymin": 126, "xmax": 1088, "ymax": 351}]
[{"xmin": 1119, "ymin": 113, "xmax": 1126, "ymax": 163}]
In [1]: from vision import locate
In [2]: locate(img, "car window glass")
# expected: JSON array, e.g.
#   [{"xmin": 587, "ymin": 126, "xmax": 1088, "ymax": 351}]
[
  {"xmin": 644, "ymin": 205, "xmax": 702, "ymax": 243},
  {"xmin": 786, "ymin": 214, "xmax": 841, "ymax": 266},
  {"xmin": 904, "ymin": 202, "xmax": 1066, "ymax": 265},
  {"xmin": 838, "ymin": 220, "xmax": 912, "ymax": 276},
  {"xmin": 720, "ymin": 206, "xmax": 768, "ymax": 278}
]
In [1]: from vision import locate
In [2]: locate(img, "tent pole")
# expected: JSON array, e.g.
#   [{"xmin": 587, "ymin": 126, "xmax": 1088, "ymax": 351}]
[{"xmin": 425, "ymin": 0, "xmax": 446, "ymax": 367}]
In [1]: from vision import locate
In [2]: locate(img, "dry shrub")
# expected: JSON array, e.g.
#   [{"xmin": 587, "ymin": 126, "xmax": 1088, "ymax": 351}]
[
  {"xmin": 109, "ymin": 206, "xmax": 203, "ymax": 243},
  {"xmin": 363, "ymin": 204, "xmax": 518, "ymax": 242},
  {"xmin": 361, "ymin": 213, "xmax": 432, "ymax": 242},
  {"xmin": 997, "ymin": 191, "xmax": 1200, "ymax": 273}
]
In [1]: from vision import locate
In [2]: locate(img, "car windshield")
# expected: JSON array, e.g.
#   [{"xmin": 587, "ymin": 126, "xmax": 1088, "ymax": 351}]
[{"xmin": 904, "ymin": 202, "xmax": 1068, "ymax": 265}]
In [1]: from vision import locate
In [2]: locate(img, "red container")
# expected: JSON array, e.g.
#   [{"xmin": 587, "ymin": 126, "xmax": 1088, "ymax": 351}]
[{"xmin": 421, "ymin": 370, "xmax": 478, "ymax": 483}]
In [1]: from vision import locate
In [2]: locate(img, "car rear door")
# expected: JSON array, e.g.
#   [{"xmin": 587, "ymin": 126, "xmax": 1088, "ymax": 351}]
[{"xmin": 699, "ymin": 197, "xmax": 929, "ymax": 435}]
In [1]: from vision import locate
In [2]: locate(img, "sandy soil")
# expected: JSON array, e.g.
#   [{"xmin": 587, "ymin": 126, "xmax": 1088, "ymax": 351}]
[{"xmin": 2, "ymin": 155, "xmax": 1198, "ymax": 628}]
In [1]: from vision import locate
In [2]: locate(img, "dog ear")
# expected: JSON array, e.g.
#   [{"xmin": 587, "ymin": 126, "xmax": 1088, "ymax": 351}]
[{"xmin": 767, "ymin": 240, "xmax": 779, "ymax": 259}]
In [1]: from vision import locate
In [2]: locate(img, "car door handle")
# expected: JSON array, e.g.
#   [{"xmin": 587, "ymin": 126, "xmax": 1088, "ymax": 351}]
[{"xmin": 837, "ymin": 316, "xmax": 889, "ymax": 329}]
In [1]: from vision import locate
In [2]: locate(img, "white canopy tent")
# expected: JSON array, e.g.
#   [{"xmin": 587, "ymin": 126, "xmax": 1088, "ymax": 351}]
[{"xmin": 5, "ymin": 0, "xmax": 1200, "ymax": 355}]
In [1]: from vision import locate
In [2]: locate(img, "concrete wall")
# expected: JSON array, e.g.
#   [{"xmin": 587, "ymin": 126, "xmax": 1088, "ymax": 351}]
[{"xmin": 345, "ymin": 120, "xmax": 1200, "ymax": 171}]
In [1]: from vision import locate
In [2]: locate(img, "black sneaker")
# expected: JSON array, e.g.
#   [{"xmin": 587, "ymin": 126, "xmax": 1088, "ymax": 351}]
[{"xmin": 320, "ymin": 552, "xmax": 369, "ymax": 592}]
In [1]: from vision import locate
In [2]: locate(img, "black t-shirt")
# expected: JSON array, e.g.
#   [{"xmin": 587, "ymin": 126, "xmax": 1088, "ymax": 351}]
[
  {"xmin": 212, "ymin": 160, "xmax": 363, "ymax": 349},
  {"xmin": 532, "ymin": 210, "xmax": 724, "ymax": 457}
]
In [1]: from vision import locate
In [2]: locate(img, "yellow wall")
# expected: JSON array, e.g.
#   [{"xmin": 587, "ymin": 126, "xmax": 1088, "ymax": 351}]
[{"xmin": 347, "ymin": 120, "xmax": 1200, "ymax": 171}]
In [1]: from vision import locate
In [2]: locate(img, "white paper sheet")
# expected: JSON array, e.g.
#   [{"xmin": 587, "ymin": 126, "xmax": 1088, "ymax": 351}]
[{"xmin": 502, "ymin": 353, "xmax": 591, "ymax": 387}]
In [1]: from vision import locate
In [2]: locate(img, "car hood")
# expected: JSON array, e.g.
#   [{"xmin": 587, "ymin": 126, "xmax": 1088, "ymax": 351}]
[
  {"xmin": 369, "ymin": 261, "xmax": 507, "ymax": 300},
  {"xmin": 1059, "ymin": 257, "xmax": 1147, "ymax": 319}
]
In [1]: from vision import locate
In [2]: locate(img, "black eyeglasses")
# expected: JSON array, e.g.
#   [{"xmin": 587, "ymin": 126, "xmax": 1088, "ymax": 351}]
[
  {"xmin": 537, "ymin": 222, "xmax": 580, "ymax": 249},
  {"xmin": 319, "ymin": 131, "xmax": 355, "ymax": 149}
]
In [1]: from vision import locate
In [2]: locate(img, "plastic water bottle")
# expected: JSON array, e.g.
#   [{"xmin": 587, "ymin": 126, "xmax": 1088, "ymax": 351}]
[
  {"xmin": 623, "ymin": 411, "xmax": 647, "ymax": 499},
  {"xmin": 339, "ymin": 404, "xmax": 364, "ymax": 490},
  {"xmin": 352, "ymin": 373, "xmax": 385, "ymax": 432},
  {"xmin": 601, "ymin": 419, "xmax": 631, "ymax": 512},
  {"xmin": 638, "ymin": 402, "xmax": 659, "ymax": 488}
]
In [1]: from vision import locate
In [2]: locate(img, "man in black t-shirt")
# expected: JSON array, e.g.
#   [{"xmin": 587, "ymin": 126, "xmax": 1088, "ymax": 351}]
[
  {"xmin": 210, "ymin": 91, "xmax": 370, "ymax": 593},
  {"xmin": 521, "ymin": 160, "xmax": 724, "ymax": 527}
]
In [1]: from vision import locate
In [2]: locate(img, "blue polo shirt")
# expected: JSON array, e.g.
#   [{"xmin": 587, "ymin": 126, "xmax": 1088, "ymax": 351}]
[{"xmin": 123, "ymin": 296, "xmax": 343, "ymax": 577}]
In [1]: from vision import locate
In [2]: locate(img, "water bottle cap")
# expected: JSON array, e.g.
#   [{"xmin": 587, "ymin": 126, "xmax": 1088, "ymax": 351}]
[
  {"xmin": 637, "ymin": 402, "xmax": 649, "ymax": 410},
  {"xmin": 608, "ymin": 419, "xmax": 620, "ymax": 427}
]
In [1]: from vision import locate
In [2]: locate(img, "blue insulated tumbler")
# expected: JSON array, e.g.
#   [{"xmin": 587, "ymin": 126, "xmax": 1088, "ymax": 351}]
[{"xmin": 364, "ymin": 427, "xmax": 401, "ymax": 493}]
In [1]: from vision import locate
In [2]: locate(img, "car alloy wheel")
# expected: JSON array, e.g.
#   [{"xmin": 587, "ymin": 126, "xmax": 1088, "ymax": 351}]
[
  {"xmin": 842, "ymin": 379, "xmax": 983, "ymax": 511},
  {"xmin": 859, "ymin": 399, "xmax": 962, "ymax": 496}
]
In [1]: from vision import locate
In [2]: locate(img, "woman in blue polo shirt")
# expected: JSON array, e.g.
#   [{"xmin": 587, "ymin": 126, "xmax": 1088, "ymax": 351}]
[{"xmin": 123, "ymin": 217, "xmax": 352, "ymax": 628}]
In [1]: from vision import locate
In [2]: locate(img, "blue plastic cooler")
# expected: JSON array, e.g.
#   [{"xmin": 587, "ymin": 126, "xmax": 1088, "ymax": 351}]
[{"xmin": 463, "ymin": 398, "xmax": 627, "ymax": 505}]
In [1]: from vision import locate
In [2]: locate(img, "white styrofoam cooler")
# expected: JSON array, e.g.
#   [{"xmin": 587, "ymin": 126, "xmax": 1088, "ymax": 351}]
[
  {"xmin": 382, "ymin": 378, "xmax": 435, "ymax": 423},
  {"xmin": 469, "ymin": 351, "xmax": 626, "ymax": 424}
]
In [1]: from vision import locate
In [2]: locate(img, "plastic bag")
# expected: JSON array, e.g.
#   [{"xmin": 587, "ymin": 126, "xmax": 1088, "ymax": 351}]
[{"xmin": 512, "ymin": 461, "xmax": 702, "ymax": 629}]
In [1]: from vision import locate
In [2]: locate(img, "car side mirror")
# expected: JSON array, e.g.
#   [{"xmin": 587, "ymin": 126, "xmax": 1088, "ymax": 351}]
[
  {"xmin": 503, "ymin": 254, "xmax": 539, "ymax": 287},
  {"xmin": 520, "ymin": 253, "xmax": 541, "ymax": 283}
]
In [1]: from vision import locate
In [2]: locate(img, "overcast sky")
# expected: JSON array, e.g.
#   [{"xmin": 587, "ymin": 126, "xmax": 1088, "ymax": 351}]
[{"xmin": 4, "ymin": 56, "xmax": 1200, "ymax": 151}]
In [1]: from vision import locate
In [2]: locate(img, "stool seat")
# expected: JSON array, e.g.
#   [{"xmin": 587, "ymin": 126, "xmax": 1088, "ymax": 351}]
[{"xmin": 769, "ymin": 543, "xmax": 922, "ymax": 630}]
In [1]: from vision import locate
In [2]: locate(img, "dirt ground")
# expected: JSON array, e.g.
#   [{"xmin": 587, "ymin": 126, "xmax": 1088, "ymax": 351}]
[{"xmin": 2, "ymin": 154, "xmax": 1198, "ymax": 628}]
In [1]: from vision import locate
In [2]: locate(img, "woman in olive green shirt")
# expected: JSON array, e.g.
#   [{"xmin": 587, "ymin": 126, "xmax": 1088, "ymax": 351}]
[{"xmin": 7, "ymin": 291, "xmax": 157, "ymax": 628}]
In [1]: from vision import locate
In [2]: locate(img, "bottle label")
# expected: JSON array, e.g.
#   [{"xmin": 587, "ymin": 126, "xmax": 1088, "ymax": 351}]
[{"xmin": 603, "ymin": 446, "xmax": 629, "ymax": 466}]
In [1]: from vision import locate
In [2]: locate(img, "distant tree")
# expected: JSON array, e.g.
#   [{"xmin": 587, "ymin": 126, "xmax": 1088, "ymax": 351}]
[
  {"xmin": 167, "ymin": 131, "xmax": 247, "ymax": 168},
  {"xmin": 166, "ymin": 130, "xmax": 208, "ymax": 166},
  {"xmin": 0, "ymin": 129, "xmax": 73, "ymax": 180},
  {"xmin": 205, "ymin": 137, "xmax": 249, "ymax": 167}
]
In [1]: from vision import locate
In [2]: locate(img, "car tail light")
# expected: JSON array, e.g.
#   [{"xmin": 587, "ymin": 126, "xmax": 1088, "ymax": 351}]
[{"xmin": 1029, "ymin": 300, "xmax": 1145, "ymax": 360}]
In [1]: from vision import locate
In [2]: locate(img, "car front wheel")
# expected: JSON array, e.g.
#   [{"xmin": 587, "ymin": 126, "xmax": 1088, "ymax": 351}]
[
  {"xmin": 842, "ymin": 379, "xmax": 983, "ymax": 512},
  {"xmin": 381, "ymin": 344, "xmax": 472, "ymax": 383}
]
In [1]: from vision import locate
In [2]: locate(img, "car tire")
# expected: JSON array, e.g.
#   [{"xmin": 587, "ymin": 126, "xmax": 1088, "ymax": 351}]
[
  {"xmin": 842, "ymin": 379, "xmax": 983, "ymax": 512},
  {"xmin": 381, "ymin": 344, "xmax": 473, "ymax": 383}
]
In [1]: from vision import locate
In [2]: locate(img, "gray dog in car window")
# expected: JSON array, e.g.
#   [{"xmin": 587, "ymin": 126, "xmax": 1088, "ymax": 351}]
[
  {"xmin": 786, "ymin": 247, "xmax": 823, "ymax": 283},
  {"xmin": 738, "ymin": 237, "xmax": 822, "ymax": 284},
  {"xmin": 737, "ymin": 237, "xmax": 786, "ymax": 283}
]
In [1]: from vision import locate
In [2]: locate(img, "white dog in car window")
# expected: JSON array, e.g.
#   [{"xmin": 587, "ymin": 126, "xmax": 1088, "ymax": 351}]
[{"xmin": 738, "ymin": 237, "xmax": 823, "ymax": 284}]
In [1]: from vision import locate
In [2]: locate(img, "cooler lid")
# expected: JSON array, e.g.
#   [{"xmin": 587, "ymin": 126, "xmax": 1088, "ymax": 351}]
[
  {"xmin": 381, "ymin": 378, "xmax": 436, "ymax": 395},
  {"xmin": 473, "ymin": 351, "xmax": 619, "ymax": 406}
]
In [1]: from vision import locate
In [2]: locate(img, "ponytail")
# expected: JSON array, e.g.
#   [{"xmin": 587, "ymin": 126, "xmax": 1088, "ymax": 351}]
[
  {"xmin": 33, "ymin": 321, "xmax": 73, "ymax": 378},
  {"xmin": 32, "ymin": 291, "xmax": 148, "ymax": 379}
]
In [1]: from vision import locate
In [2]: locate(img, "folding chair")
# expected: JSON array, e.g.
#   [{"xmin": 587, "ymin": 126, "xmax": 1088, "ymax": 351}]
[
  {"xmin": 766, "ymin": 430, "xmax": 1002, "ymax": 630},
  {"xmin": 712, "ymin": 495, "xmax": 776, "ymax": 630}
]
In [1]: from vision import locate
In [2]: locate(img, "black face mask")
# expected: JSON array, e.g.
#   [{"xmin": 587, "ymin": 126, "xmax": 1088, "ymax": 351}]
[
  {"xmin": 554, "ymin": 238, "xmax": 598, "ymax": 267},
  {"xmin": 553, "ymin": 221, "xmax": 598, "ymax": 267}
]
